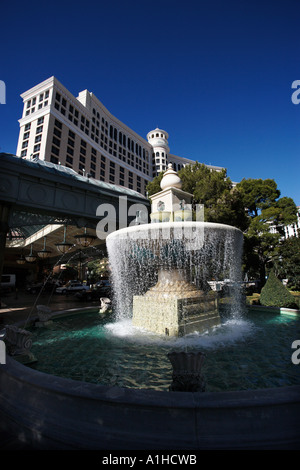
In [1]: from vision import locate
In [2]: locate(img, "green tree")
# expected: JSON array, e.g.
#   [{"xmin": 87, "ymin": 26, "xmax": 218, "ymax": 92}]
[
  {"xmin": 236, "ymin": 178, "xmax": 280, "ymax": 217},
  {"xmin": 260, "ymin": 270, "xmax": 296, "ymax": 308},
  {"xmin": 272, "ymin": 236, "xmax": 300, "ymax": 290},
  {"xmin": 237, "ymin": 178, "xmax": 297, "ymax": 286}
]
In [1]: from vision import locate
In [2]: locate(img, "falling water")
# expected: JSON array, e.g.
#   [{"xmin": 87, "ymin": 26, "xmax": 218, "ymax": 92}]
[{"xmin": 106, "ymin": 221, "xmax": 244, "ymax": 326}]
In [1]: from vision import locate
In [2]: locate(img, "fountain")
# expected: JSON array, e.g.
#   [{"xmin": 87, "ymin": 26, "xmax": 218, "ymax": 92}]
[
  {"xmin": 106, "ymin": 164, "xmax": 243, "ymax": 337},
  {"xmin": 0, "ymin": 164, "xmax": 299, "ymax": 449}
]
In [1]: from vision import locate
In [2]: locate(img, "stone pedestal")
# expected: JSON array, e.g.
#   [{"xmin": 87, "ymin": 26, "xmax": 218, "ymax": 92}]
[{"xmin": 132, "ymin": 269, "xmax": 220, "ymax": 337}]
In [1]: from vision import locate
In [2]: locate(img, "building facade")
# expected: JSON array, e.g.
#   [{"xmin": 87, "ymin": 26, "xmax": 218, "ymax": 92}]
[{"xmin": 16, "ymin": 76, "xmax": 223, "ymax": 195}]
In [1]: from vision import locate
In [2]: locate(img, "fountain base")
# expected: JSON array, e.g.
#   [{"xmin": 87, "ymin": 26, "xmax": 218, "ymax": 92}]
[{"xmin": 132, "ymin": 269, "xmax": 220, "ymax": 336}]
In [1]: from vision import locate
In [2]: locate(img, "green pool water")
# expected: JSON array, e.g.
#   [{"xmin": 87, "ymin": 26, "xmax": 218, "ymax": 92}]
[{"xmin": 28, "ymin": 310, "xmax": 300, "ymax": 392}]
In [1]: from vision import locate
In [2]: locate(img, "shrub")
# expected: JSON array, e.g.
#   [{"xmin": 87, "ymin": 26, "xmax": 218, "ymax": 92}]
[{"xmin": 260, "ymin": 271, "xmax": 297, "ymax": 308}]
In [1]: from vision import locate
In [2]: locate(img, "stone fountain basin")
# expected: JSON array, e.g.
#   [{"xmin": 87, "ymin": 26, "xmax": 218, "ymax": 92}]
[{"xmin": 0, "ymin": 350, "xmax": 299, "ymax": 449}]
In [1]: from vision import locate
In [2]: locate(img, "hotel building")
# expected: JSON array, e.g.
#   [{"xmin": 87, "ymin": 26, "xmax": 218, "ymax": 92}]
[{"xmin": 16, "ymin": 76, "xmax": 223, "ymax": 195}]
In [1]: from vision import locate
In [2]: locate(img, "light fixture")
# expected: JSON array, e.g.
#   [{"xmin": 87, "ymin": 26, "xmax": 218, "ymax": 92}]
[
  {"xmin": 25, "ymin": 244, "xmax": 36, "ymax": 263},
  {"xmin": 74, "ymin": 227, "xmax": 96, "ymax": 248},
  {"xmin": 55, "ymin": 225, "xmax": 73, "ymax": 254},
  {"xmin": 16, "ymin": 251, "xmax": 26, "ymax": 265},
  {"xmin": 37, "ymin": 236, "xmax": 52, "ymax": 259}
]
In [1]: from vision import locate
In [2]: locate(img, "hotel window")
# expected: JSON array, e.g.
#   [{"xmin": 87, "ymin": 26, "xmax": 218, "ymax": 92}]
[
  {"xmin": 66, "ymin": 155, "xmax": 73, "ymax": 164},
  {"xmin": 22, "ymin": 141, "xmax": 28, "ymax": 149},
  {"xmin": 54, "ymin": 119, "xmax": 62, "ymax": 129},
  {"xmin": 69, "ymin": 130, "xmax": 75, "ymax": 139},
  {"xmin": 21, "ymin": 150, "xmax": 27, "ymax": 157},
  {"xmin": 91, "ymin": 162, "xmax": 96, "ymax": 171},
  {"xmin": 50, "ymin": 155, "xmax": 59, "ymax": 164},
  {"xmin": 56, "ymin": 92, "xmax": 61, "ymax": 102},
  {"xmin": 36, "ymin": 126, "xmax": 43, "ymax": 134},
  {"xmin": 67, "ymin": 146, "xmax": 74, "ymax": 156},
  {"xmin": 23, "ymin": 131, "xmax": 30, "ymax": 140},
  {"xmin": 91, "ymin": 155, "xmax": 96, "ymax": 163},
  {"xmin": 80, "ymin": 155, "xmax": 86, "ymax": 164},
  {"xmin": 52, "ymin": 136, "xmax": 60, "ymax": 147},
  {"xmin": 51, "ymin": 145, "xmax": 59, "ymax": 156},
  {"xmin": 68, "ymin": 138, "xmax": 74, "ymax": 147},
  {"xmin": 34, "ymin": 144, "xmax": 40, "ymax": 152},
  {"xmin": 25, "ymin": 123, "xmax": 31, "ymax": 131},
  {"xmin": 45, "ymin": 90, "xmax": 49, "ymax": 99},
  {"xmin": 37, "ymin": 116, "xmax": 44, "ymax": 125},
  {"xmin": 26, "ymin": 100, "xmax": 31, "ymax": 109},
  {"xmin": 80, "ymin": 147, "xmax": 86, "ymax": 156},
  {"xmin": 53, "ymin": 128, "xmax": 61, "ymax": 138},
  {"xmin": 35, "ymin": 135, "xmax": 42, "ymax": 143}
]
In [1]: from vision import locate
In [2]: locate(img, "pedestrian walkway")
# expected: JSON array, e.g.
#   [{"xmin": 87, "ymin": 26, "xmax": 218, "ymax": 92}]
[{"xmin": 0, "ymin": 289, "xmax": 97, "ymax": 326}]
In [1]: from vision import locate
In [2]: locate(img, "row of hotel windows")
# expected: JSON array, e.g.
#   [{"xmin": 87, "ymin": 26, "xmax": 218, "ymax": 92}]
[
  {"xmin": 53, "ymin": 91, "xmax": 150, "ymax": 173},
  {"xmin": 49, "ymin": 152, "xmax": 147, "ymax": 192},
  {"xmin": 50, "ymin": 118, "xmax": 149, "ymax": 180},
  {"xmin": 20, "ymin": 116, "xmax": 45, "ymax": 158},
  {"xmin": 49, "ymin": 119, "xmax": 148, "ymax": 192},
  {"xmin": 25, "ymin": 90, "xmax": 50, "ymax": 116}
]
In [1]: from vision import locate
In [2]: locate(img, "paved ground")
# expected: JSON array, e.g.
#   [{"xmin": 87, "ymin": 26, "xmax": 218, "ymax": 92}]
[{"xmin": 0, "ymin": 289, "xmax": 98, "ymax": 326}]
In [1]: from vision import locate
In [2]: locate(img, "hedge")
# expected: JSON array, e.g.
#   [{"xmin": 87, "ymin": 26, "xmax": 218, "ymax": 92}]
[{"xmin": 260, "ymin": 270, "xmax": 297, "ymax": 308}]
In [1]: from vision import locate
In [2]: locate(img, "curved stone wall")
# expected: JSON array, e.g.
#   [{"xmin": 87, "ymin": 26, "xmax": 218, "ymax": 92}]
[{"xmin": 0, "ymin": 355, "xmax": 299, "ymax": 449}]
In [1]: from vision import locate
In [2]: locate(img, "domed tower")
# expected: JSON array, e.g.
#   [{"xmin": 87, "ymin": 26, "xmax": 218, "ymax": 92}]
[{"xmin": 147, "ymin": 128, "xmax": 170, "ymax": 176}]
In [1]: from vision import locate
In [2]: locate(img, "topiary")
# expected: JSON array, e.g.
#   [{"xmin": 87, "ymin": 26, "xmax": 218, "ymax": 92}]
[{"xmin": 260, "ymin": 270, "xmax": 297, "ymax": 308}]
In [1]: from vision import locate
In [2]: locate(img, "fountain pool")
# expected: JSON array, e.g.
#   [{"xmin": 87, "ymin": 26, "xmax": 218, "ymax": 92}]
[{"xmin": 27, "ymin": 308, "xmax": 300, "ymax": 392}]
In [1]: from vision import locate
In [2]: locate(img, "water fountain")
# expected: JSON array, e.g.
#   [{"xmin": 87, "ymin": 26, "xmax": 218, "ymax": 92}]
[
  {"xmin": 0, "ymin": 165, "xmax": 299, "ymax": 449},
  {"xmin": 106, "ymin": 164, "xmax": 243, "ymax": 337}
]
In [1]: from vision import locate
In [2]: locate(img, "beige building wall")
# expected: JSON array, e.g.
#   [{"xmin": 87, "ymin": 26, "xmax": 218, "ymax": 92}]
[{"xmin": 16, "ymin": 76, "xmax": 224, "ymax": 196}]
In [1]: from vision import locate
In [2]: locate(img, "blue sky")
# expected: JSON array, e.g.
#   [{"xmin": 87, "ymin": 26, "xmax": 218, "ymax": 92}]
[{"xmin": 1, "ymin": 0, "xmax": 299, "ymax": 204}]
